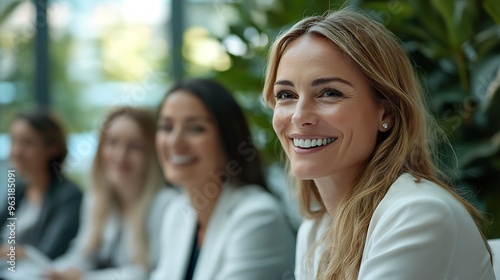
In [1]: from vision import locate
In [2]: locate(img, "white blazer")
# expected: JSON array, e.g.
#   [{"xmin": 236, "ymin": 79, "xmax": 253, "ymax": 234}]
[
  {"xmin": 52, "ymin": 187, "xmax": 178, "ymax": 280},
  {"xmin": 295, "ymin": 173, "xmax": 496, "ymax": 280},
  {"xmin": 488, "ymin": 239, "xmax": 500, "ymax": 278},
  {"xmin": 151, "ymin": 184, "xmax": 295, "ymax": 280}
]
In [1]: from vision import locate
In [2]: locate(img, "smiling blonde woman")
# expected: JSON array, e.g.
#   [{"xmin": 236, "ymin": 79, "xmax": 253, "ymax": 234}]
[{"xmin": 263, "ymin": 10, "xmax": 495, "ymax": 280}]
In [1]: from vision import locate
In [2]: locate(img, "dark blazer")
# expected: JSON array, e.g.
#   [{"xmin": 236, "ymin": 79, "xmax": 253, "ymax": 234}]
[{"xmin": 0, "ymin": 175, "xmax": 82, "ymax": 259}]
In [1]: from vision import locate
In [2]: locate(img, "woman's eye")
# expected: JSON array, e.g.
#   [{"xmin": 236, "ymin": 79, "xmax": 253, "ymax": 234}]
[
  {"xmin": 275, "ymin": 91, "xmax": 295, "ymax": 100},
  {"xmin": 157, "ymin": 124, "xmax": 172, "ymax": 132},
  {"xmin": 321, "ymin": 88, "xmax": 343, "ymax": 98},
  {"xmin": 20, "ymin": 138, "xmax": 34, "ymax": 147},
  {"xmin": 129, "ymin": 142, "xmax": 144, "ymax": 151},
  {"xmin": 104, "ymin": 138, "xmax": 115, "ymax": 146},
  {"xmin": 188, "ymin": 125, "xmax": 205, "ymax": 133}
]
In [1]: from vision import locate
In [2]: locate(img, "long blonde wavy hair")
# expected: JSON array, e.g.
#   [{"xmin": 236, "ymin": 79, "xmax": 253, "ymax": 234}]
[
  {"xmin": 263, "ymin": 10, "xmax": 491, "ymax": 279},
  {"xmin": 87, "ymin": 107, "xmax": 161, "ymax": 268}
]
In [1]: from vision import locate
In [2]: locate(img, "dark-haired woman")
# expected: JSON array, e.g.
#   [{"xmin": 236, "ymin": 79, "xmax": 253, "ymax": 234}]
[
  {"xmin": 151, "ymin": 79, "xmax": 295, "ymax": 280},
  {"xmin": 1, "ymin": 108, "xmax": 82, "ymax": 261}
]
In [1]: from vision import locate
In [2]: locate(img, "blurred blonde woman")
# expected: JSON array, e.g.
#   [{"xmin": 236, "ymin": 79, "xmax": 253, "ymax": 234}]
[
  {"xmin": 48, "ymin": 107, "xmax": 177, "ymax": 280},
  {"xmin": 263, "ymin": 10, "xmax": 495, "ymax": 280}
]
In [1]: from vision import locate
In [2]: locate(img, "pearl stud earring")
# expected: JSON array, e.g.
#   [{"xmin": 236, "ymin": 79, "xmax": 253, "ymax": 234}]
[{"xmin": 382, "ymin": 122, "xmax": 388, "ymax": 129}]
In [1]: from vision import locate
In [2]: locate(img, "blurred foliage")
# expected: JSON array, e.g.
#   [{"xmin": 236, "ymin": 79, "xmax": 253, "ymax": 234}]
[
  {"xmin": 208, "ymin": 0, "xmax": 500, "ymax": 237},
  {"xmin": 0, "ymin": 0, "xmax": 35, "ymax": 131},
  {"xmin": 0, "ymin": 0, "xmax": 86, "ymax": 133},
  {"xmin": 1, "ymin": 0, "xmax": 170, "ymax": 133}
]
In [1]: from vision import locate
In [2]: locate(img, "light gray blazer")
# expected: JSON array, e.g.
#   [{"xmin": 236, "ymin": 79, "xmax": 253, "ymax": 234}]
[{"xmin": 151, "ymin": 184, "xmax": 296, "ymax": 280}]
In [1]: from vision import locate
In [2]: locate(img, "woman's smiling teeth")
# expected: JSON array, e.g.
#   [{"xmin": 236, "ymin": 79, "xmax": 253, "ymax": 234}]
[
  {"xmin": 293, "ymin": 137, "xmax": 337, "ymax": 148},
  {"xmin": 169, "ymin": 155, "xmax": 196, "ymax": 164}
]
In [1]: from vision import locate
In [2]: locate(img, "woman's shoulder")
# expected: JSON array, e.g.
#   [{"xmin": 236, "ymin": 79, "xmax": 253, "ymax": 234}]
[
  {"xmin": 363, "ymin": 173, "xmax": 493, "ymax": 278},
  {"xmin": 147, "ymin": 186, "xmax": 180, "ymax": 217},
  {"xmin": 152, "ymin": 186, "xmax": 180, "ymax": 204},
  {"xmin": 225, "ymin": 184, "xmax": 283, "ymax": 216},
  {"xmin": 218, "ymin": 184, "xmax": 294, "ymax": 243},
  {"xmin": 372, "ymin": 173, "xmax": 475, "ymax": 231},
  {"xmin": 50, "ymin": 176, "xmax": 83, "ymax": 202},
  {"xmin": 379, "ymin": 173, "xmax": 461, "ymax": 208},
  {"xmin": 298, "ymin": 214, "xmax": 329, "ymax": 237}
]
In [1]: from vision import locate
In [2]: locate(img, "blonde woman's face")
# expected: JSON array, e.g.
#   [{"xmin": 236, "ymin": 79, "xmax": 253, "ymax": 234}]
[
  {"xmin": 272, "ymin": 35, "xmax": 387, "ymax": 182},
  {"xmin": 156, "ymin": 91, "xmax": 225, "ymax": 188},
  {"xmin": 101, "ymin": 116, "xmax": 148, "ymax": 189}
]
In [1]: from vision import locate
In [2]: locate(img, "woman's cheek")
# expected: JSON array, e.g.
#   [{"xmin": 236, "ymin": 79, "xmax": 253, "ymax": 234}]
[{"xmin": 272, "ymin": 108, "xmax": 288, "ymax": 137}]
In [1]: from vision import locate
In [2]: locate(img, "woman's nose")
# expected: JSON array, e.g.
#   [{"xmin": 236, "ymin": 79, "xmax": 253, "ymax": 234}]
[
  {"xmin": 9, "ymin": 140, "xmax": 21, "ymax": 160},
  {"xmin": 167, "ymin": 129, "xmax": 186, "ymax": 150},
  {"xmin": 291, "ymin": 99, "xmax": 319, "ymax": 127}
]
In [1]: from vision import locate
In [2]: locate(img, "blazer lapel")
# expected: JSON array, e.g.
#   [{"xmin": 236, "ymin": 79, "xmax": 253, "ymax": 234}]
[
  {"xmin": 193, "ymin": 185, "xmax": 238, "ymax": 280},
  {"xmin": 170, "ymin": 195, "xmax": 197, "ymax": 280},
  {"xmin": 31, "ymin": 179, "xmax": 58, "ymax": 243}
]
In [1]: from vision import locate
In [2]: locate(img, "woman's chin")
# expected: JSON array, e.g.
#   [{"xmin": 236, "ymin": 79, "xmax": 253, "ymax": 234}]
[{"xmin": 291, "ymin": 168, "xmax": 322, "ymax": 181}]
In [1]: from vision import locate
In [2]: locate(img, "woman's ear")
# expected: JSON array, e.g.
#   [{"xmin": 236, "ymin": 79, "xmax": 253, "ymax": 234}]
[{"xmin": 379, "ymin": 99, "xmax": 394, "ymax": 132}]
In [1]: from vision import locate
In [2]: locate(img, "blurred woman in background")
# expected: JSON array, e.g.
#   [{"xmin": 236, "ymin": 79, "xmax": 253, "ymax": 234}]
[
  {"xmin": 151, "ymin": 78, "xmax": 295, "ymax": 280},
  {"xmin": 47, "ymin": 107, "xmax": 177, "ymax": 280},
  {"xmin": 1, "ymin": 108, "xmax": 82, "ymax": 260}
]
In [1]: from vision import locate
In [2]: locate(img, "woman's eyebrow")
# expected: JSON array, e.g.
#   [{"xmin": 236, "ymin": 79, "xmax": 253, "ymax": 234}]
[
  {"xmin": 274, "ymin": 79, "xmax": 294, "ymax": 87},
  {"xmin": 185, "ymin": 116, "xmax": 210, "ymax": 123},
  {"xmin": 158, "ymin": 116, "xmax": 210, "ymax": 123},
  {"xmin": 274, "ymin": 77, "xmax": 354, "ymax": 87},
  {"xmin": 311, "ymin": 77, "xmax": 353, "ymax": 87}
]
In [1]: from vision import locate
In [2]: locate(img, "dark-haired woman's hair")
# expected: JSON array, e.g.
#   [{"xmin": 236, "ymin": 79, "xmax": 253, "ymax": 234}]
[
  {"xmin": 161, "ymin": 78, "xmax": 268, "ymax": 190},
  {"xmin": 15, "ymin": 108, "xmax": 68, "ymax": 178}
]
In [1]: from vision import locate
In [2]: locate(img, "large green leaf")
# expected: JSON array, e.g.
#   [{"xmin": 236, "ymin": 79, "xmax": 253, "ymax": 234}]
[
  {"xmin": 467, "ymin": 25, "xmax": 500, "ymax": 60},
  {"xmin": 431, "ymin": 0, "xmax": 456, "ymax": 48},
  {"xmin": 483, "ymin": 0, "xmax": 500, "ymax": 23},
  {"xmin": 411, "ymin": 0, "xmax": 448, "ymax": 47},
  {"xmin": 454, "ymin": 0, "xmax": 478, "ymax": 45},
  {"xmin": 432, "ymin": 0, "xmax": 477, "ymax": 49},
  {"xmin": 484, "ymin": 67, "xmax": 500, "ymax": 125},
  {"xmin": 470, "ymin": 55, "xmax": 500, "ymax": 114},
  {"xmin": 457, "ymin": 136, "xmax": 500, "ymax": 169}
]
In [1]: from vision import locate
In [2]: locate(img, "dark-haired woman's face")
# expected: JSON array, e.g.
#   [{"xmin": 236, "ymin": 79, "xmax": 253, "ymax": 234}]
[
  {"xmin": 156, "ymin": 90, "xmax": 226, "ymax": 188},
  {"xmin": 9, "ymin": 119, "xmax": 53, "ymax": 176}
]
